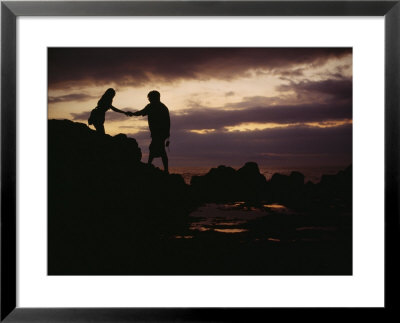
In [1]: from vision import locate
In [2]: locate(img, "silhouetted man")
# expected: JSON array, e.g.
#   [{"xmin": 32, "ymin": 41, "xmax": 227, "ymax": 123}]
[{"xmin": 130, "ymin": 91, "xmax": 170, "ymax": 172}]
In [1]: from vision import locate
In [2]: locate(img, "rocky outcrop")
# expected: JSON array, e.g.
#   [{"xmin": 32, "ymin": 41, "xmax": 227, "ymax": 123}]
[
  {"xmin": 49, "ymin": 119, "xmax": 142, "ymax": 168},
  {"xmin": 190, "ymin": 161, "xmax": 351, "ymax": 211},
  {"xmin": 190, "ymin": 162, "xmax": 268, "ymax": 203},
  {"xmin": 48, "ymin": 119, "xmax": 190, "ymax": 236}
]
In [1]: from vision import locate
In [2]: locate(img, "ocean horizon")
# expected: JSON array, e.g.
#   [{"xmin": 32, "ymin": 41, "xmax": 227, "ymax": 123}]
[{"xmin": 167, "ymin": 165, "xmax": 349, "ymax": 185}]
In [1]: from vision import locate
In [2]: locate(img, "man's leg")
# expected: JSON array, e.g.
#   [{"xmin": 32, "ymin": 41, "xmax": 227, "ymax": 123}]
[
  {"xmin": 148, "ymin": 153, "xmax": 154, "ymax": 165},
  {"xmin": 148, "ymin": 139, "xmax": 154, "ymax": 165},
  {"xmin": 161, "ymin": 150, "xmax": 169, "ymax": 173}
]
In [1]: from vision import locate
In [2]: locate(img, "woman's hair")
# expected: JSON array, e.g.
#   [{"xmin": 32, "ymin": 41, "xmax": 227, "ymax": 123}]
[
  {"xmin": 98, "ymin": 88, "xmax": 115, "ymax": 106},
  {"xmin": 103, "ymin": 88, "xmax": 116, "ymax": 99}
]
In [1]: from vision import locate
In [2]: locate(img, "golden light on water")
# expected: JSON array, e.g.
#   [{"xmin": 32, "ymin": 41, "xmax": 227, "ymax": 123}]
[
  {"xmin": 217, "ymin": 221, "xmax": 246, "ymax": 226},
  {"xmin": 231, "ymin": 202, "xmax": 245, "ymax": 207},
  {"xmin": 267, "ymin": 238, "xmax": 281, "ymax": 242},
  {"xmin": 263, "ymin": 204, "xmax": 287, "ymax": 209},
  {"xmin": 214, "ymin": 228, "xmax": 248, "ymax": 234}
]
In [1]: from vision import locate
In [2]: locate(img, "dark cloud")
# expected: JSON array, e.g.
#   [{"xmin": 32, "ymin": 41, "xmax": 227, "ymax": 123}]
[
  {"xmin": 70, "ymin": 111, "xmax": 90, "ymax": 121},
  {"xmin": 119, "ymin": 125, "xmax": 139, "ymax": 129},
  {"xmin": 129, "ymin": 124, "xmax": 352, "ymax": 167},
  {"xmin": 277, "ymin": 78, "xmax": 352, "ymax": 101},
  {"xmin": 170, "ymin": 102, "xmax": 351, "ymax": 131},
  {"xmin": 225, "ymin": 91, "xmax": 235, "ymax": 97},
  {"xmin": 48, "ymin": 48, "xmax": 351, "ymax": 89},
  {"xmin": 48, "ymin": 93, "xmax": 97, "ymax": 104}
]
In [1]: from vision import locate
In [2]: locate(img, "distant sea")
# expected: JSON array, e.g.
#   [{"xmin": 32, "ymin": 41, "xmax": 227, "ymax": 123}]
[{"xmin": 169, "ymin": 165, "xmax": 348, "ymax": 185}]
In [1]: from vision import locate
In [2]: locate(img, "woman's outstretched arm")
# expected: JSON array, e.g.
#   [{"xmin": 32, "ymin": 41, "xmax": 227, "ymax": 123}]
[{"xmin": 110, "ymin": 105, "xmax": 130, "ymax": 115}]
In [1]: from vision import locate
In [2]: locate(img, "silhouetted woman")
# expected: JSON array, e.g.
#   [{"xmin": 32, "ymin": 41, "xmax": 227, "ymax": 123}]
[{"xmin": 88, "ymin": 88, "xmax": 130, "ymax": 134}]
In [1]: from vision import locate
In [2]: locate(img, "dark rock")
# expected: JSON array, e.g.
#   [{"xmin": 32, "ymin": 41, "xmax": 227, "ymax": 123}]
[
  {"xmin": 48, "ymin": 119, "xmax": 190, "ymax": 234},
  {"xmin": 317, "ymin": 165, "xmax": 352, "ymax": 209},
  {"xmin": 190, "ymin": 162, "xmax": 268, "ymax": 203},
  {"xmin": 269, "ymin": 171, "xmax": 305, "ymax": 206},
  {"xmin": 237, "ymin": 162, "xmax": 269, "ymax": 202},
  {"xmin": 290, "ymin": 171, "xmax": 305, "ymax": 188},
  {"xmin": 190, "ymin": 165, "xmax": 239, "ymax": 202}
]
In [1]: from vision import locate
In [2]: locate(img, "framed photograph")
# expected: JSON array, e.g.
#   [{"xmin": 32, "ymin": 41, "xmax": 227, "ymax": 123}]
[{"xmin": 1, "ymin": 0, "xmax": 398, "ymax": 321}]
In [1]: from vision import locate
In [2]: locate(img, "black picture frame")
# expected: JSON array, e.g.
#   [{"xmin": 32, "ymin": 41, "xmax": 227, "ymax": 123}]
[{"xmin": 1, "ymin": 0, "xmax": 399, "ymax": 321}]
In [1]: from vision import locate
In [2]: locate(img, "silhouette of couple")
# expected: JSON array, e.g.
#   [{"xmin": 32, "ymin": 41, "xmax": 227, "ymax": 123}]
[{"xmin": 88, "ymin": 88, "xmax": 170, "ymax": 173}]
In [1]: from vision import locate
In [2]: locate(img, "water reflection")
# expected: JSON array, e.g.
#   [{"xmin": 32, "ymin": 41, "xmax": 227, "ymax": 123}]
[
  {"xmin": 189, "ymin": 202, "xmax": 286, "ymax": 235},
  {"xmin": 214, "ymin": 228, "xmax": 248, "ymax": 234},
  {"xmin": 180, "ymin": 202, "xmax": 344, "ymax": 244},
  {"xmin": 263, "ymin": 204, "xmax": 287, "ymax": 210}
]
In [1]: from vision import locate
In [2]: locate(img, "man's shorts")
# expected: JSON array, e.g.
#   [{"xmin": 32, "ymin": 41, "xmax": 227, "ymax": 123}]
[{"xmin": 149, "ymin": 135, "xmax": 167, "ymax": 157}]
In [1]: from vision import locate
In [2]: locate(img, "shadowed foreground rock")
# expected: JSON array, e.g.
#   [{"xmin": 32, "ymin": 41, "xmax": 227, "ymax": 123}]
[
  {"xmin": 49, "ymin": 119, "xmax": 190, "ymax": 218},
  {"xmin": 48, "ymin": 120, "xmax": 192, "ymax": 273},
  {"xmin": 48, "ymin": 119, "xmax": 352, "ymax": 275}
]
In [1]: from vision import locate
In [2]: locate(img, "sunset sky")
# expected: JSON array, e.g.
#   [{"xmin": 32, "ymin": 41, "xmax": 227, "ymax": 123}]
[{"xmin": 48, "ymin": 48, "xmax": 352, "ymax": 168}]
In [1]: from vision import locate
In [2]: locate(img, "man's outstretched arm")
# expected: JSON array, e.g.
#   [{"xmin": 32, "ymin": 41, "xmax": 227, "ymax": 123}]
[
  {"xmin": 132, "ymin": 110, "xmax": 144, "ymax": 116},
  {"xmin": 130, "ymin": 106, "xmax": 149, "ymax": 117}
]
